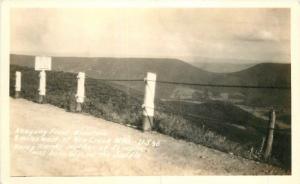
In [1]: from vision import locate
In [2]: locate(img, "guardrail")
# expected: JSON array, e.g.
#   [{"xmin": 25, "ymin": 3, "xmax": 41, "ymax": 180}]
[{"xmin": 13, "ymin": 68, "xmax": 291, "ymax": 161}]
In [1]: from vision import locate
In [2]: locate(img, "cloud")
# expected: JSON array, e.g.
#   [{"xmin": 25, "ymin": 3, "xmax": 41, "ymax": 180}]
[
  {"xmin": 235, "ymin": 30, "xmax": 280, "ymax": 42},
  {"xmin": 10, "ymin": 8, "xmax": 290, "ymax": 63}
]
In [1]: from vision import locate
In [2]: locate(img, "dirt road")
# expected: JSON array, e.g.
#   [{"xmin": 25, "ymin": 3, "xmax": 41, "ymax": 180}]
[{"xmin": 10, "ymin": 98, "xmax": 288, "ymax": 176}]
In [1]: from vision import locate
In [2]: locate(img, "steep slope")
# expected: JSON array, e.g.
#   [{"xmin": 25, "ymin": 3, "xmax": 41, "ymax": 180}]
[
  {"xmin": 10, "ymin": 54, "xmax": 290, "ymax": 86},
  {"xmin": 10, "ymin": 54, "xmax": 291, "ymax": 106},
  {"xmin": 221, "ymin": 63, "xmax": 291, "ymax": 87}
]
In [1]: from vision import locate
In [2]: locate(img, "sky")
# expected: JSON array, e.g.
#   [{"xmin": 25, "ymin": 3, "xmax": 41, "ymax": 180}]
[{"xmin": 10, "ymin": 8, "xmax": 290, "ymax": 63}]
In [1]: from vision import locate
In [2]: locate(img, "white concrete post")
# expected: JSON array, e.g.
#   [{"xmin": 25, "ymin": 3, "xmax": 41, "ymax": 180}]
[
  {"xmin": 38, "ymin": 70, "xmax": 46, "ymax": 103},
  {"xmin": 76, "ymin": 72, "xmax": 85, "ymax": 112},
  {"xmin": 142, "ymin": 72, "xmax": 157, "ymax": 131},
  {"xmin": 15, "ymin": 71, "xmax": 21, "ymax": 98}
]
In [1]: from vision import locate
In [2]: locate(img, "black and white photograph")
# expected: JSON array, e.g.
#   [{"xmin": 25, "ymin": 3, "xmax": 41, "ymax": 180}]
[{"xmin": 1, "ymin": 3, "xmax": 297, "ymax": 178}]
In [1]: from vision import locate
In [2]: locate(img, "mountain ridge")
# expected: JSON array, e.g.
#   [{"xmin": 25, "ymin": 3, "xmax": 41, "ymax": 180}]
[
  {"xmin": 10, "ymin": 54, "xmax": 290, "ymax": 82},
  {"xmin": 10, "ymin": 54, "xmax": 291, "ymax": 107}
]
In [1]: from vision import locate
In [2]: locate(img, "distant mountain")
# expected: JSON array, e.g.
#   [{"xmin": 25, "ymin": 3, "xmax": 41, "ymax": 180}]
[
  {"xmin": 10, "ymin": 54, "xmax": 290, "ymax": 85},
  {"xmin": 10, "ymin": 54, "xmax": 214, "ymax": 81},
  {"xmin": 217, "ymin": 63, "xmax": 291, "ymax": 86},
  {"xmin": 189, "ymin": 57, "xmax": 287, "ymax": 73},
  {"xmin": 10, "ymin": 54, "xmax": 291, "ymax": 107}
]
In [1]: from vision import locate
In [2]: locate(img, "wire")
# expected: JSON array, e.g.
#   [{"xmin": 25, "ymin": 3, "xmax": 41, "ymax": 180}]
[
  {"xmin": 86, "ymin": 78, "xmax": 144, "ymax": 82},
  {"xmin": 154, "ymin": 80, "xmax": 291, "ymax": 90},
  {"xmin": 43, "ymin": 73, "xmax": 291, "ymax": 90},
  {"xmin": 13, "ymin": 69, "xmax": 292, "ymax": 135}
]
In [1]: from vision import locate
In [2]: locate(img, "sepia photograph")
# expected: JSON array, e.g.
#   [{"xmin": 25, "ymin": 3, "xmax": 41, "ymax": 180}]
[{"xmin": 6, "ymin": 6, "xmax": 293, "ymax": 177}]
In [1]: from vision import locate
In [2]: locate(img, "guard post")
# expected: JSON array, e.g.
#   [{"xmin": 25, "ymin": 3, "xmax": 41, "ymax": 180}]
[
  {"xmin": 264, "ymin": 109, "xmax": 276, "ymax": 160},
  {"xmin": 38, "ymin": 70, "xmax": 46, "ymax": 103},
  {"xmin": 15, "ymin": 71, "xmax": 21, "ymax": 98},
  {"xmin": 35, "ymin": 56, "xmax": 52, "ymax": 104},
  {"xmin": 142, "ymin": 72, "xmax": 157, "ymax": 131},
  {"xmin": 76, "ymin": 72, "xmax": 85, "ymax": 112}
]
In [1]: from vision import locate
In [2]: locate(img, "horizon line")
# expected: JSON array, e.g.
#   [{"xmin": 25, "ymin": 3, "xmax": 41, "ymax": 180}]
[{"xmin": 9, "ymin": 53, "xmax": 291, "ymax": 64}]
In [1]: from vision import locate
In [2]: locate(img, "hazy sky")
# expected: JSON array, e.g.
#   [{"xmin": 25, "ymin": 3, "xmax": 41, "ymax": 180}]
[{"xmin": 10, "ymin": 8, "xmax": 290, "ymax": 63}]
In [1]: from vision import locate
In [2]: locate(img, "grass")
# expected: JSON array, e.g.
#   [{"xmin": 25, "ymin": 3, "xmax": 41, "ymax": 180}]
[{"xmin": 10, "ymin": 64, "xmax": 291, "ymax": 171}]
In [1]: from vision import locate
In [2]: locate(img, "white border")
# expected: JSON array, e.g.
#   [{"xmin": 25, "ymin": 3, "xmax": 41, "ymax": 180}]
[{"xmin": 1, "ymin": 1, "xmax": 300, "ymax": 184}]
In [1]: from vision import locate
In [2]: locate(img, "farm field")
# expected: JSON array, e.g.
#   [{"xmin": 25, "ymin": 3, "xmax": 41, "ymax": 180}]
[{"xmin": 10, "ymin": 98, "xmax": 288, "ymax": 176}]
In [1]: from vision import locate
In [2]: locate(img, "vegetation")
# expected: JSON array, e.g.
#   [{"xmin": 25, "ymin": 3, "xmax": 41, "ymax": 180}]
[
  {"xmin": 10, "ymin": 54, "xmax": 291, "ymax": 107},
  {"xmin": 10, "ymin": 64, "xmax": 291, "ymax": 170}
]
